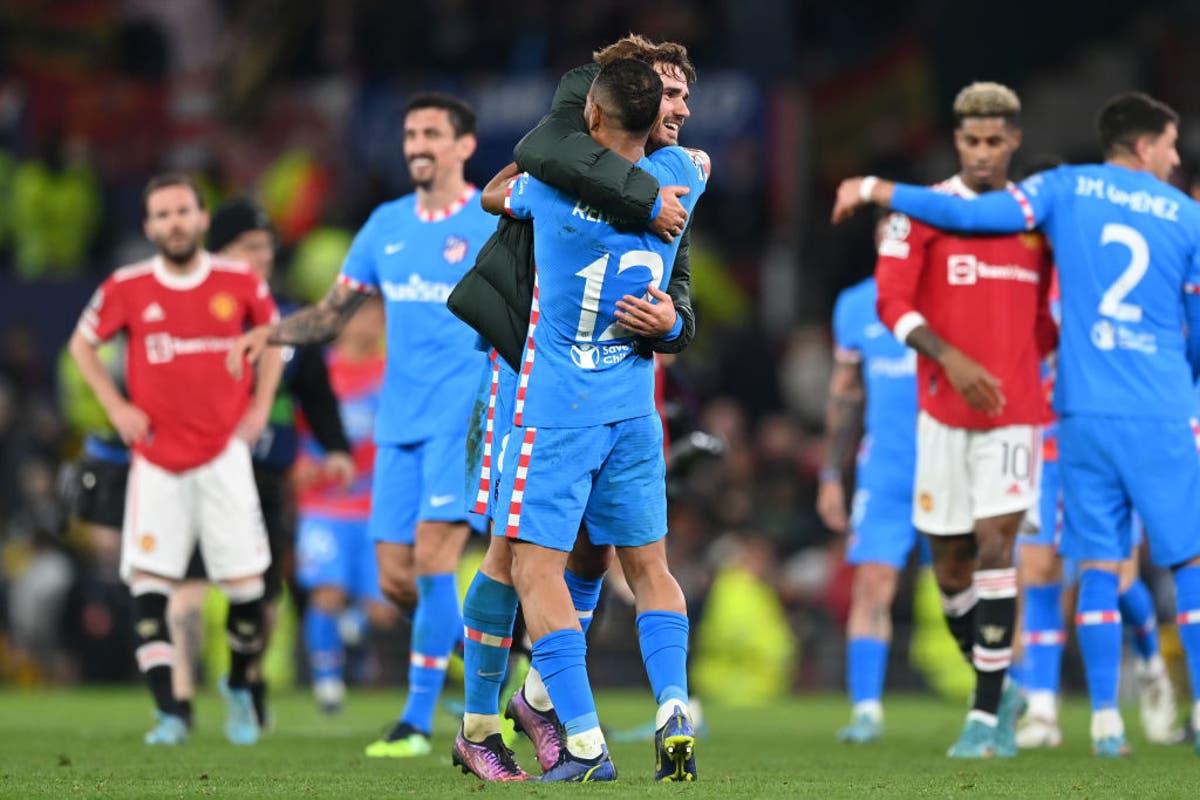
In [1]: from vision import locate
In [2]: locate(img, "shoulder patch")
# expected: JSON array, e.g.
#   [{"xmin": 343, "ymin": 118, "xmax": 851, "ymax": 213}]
[
  {"xmin": 885, "ymin": 213, "xmax": 911, "ymax": 242},
  {"xmin": 682, "ymin": 147, "xmax": 711, "ymax": 180}
]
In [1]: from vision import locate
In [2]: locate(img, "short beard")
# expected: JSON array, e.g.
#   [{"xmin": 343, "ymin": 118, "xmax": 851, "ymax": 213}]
[{"xmin": 161, "ymin": 240, "xmax": 199, "ymax": 266}]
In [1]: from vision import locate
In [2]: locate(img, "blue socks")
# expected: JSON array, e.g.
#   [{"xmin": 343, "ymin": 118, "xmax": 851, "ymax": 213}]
[
  {"xmin": 847, "ymin": 637, "xmax": 888, "ymax": 707},
  {"xmin": 461, "ymin": 571, "xmax": 518, "ymax": 716},
  {"xmin": 1173, "ymin": 566, "xmax": 1200, "ymax": 701},
  {"xmin": 564, "ymin": 570, "xmax": 603, "ymax": 634},
  {"xmin": 304, "ymin": 606, "xmax": 344, "ymax": 685},
  {"xmin": 531, "ymin": 628, "xmax": 597, "ymax": 735},
  {"xmin": 1021, "ymin": 583, "xmax": 1064, "ymax": 693},
  {"xmin": 1076, "ymin": 570, "xmax": 1121, "ymax": 711},
  {"xmin": 402, "ymin": 573, "xmax": 462, "ymax": 734},
  {"xmin": 636, "ymin": 610, "xmax": 690, "ymax": 708},
  {"xmin": 1118, "ymin": 579, "xmax": 1159, "ymax": 660}
]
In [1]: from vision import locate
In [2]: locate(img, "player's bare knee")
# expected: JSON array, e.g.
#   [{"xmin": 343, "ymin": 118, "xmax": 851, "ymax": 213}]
[
  {"xmin": 414, "ymin": 521, "xmax": 468, "ymax": 574},
  {"xmin": 480, "ymin": 538, "xmax": 514, "ymax": 584},
  {"xmin": 309, "ymin": 585, "xmax": 347, "ymax": 613},
  {"xmin": 380, "ymin": 571, "xmax": 417, "ymax": 609},
  {"xmin": 567, "ymin": 535, "xmax": 612, "ymax": 579}
]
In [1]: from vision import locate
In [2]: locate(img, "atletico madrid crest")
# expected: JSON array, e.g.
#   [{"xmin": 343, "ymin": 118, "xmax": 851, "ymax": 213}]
[{"xmin": 443, "ymin": 235, "xmax": 468, "ymax": 264}]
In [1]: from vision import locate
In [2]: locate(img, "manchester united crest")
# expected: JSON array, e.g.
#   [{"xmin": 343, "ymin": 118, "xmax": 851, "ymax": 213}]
[
  {"xmin": 209, "ymin": 292, "xmax": 237, "ymax": 321},
  {"xmin": 443, "ymin": 235, "xmax": 468, "ymax": 264}
]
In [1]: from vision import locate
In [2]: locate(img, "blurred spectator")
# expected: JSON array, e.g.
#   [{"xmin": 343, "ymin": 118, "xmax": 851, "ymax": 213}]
[
  {"xmin": 693, "ymin": 534, "xmax": 797, "ymax": 705},
  {"xmin": 9, "ymin": 133, "xmax": 102, "ymax": 281}
]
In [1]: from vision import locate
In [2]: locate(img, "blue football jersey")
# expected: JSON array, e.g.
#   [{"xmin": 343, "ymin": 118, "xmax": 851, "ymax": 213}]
[
  {"xmin": 339, "ymin": 188, "xmax": 494, "ymax": 443},
  {"xmin": 891, "ymin": 164, "xmax": 1200, "ymax": 419},
  {"xmin": 504, "ymin": 146, "xmax": 709, "ymax": 427},
  {"xmin": 832, "ymin": 277, "xmax": 917, "ymax": 473}
]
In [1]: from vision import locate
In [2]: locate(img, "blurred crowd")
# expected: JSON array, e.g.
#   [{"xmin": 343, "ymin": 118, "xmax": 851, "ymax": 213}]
[{"xmin": 3, "ymin": 0, "xmax": 1200, "ymax": 701}]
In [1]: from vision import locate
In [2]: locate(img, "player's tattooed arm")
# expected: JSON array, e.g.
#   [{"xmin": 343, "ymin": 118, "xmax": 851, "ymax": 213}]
[
  {"xmin": 228, "ymin": 282, "xmax": 370, "ymax": 379},
  {"xmin": 823, "ymin": 362, "xmax": 865, "ymax": 479},
  {"xmin": 906, "ymin": 324, "xmax": 1006, "ymax": 416},
  {"xmin": 817, "ymin": 361, "xmax": 864, "ymax": 534},
  {"xmin": 268, "ymin": 282, "xmax": 368, "ymax": 346},
  {"xmin": 904, "ymin": 325, "xmax": 947, "ymax": 362}
]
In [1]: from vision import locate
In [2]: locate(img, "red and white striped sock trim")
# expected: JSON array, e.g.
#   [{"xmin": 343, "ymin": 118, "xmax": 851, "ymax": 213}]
[
  {"xmin": 136, "ymin": 641, "xmax": 175, "ymax": 672},
  {"xmin": 465, "ymin": 626, "xmax": 513, "ymax": 649},
  {"xmin": 1006, "ymin": 184, "xmax": 1036, "ymax": 230},
  {"xmin": 513, "ymin": 275, "xmax": 540, "ymax": 427},
  {"xmin": 1023, "ymin": 630, "xmax": 1066, "ymax": 646},
  {"xmin": 972, "ymin": 645, "xmax": 1013, "ymax": 673},
  {"xmin": 473, "ymin": 350, "xmax": 501, "ymax": 515},
  {"xmin": 1176, "ymin": 609, "xmax": 1200, "ymax": 625},
  {"xmin": 505, "ymin": 428, "xmax": 537, "ymax": 538},
  {"xmin": 410, "ymin": 652, "xmax": 450, "ymax": 670},
  {"xmin": 1076, "ymin": 610, "xmax": 1121, "ymax": 626},
  {"xmin": 940, "ymin": 585, "xmax": 978, "ymax": 618},
  {"xmin": 975, "ymin": 568, "xmax": 1018, "ymax": 600}
]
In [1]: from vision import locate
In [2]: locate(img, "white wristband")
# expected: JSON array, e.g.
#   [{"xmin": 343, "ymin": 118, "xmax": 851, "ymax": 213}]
[{"xmin": 859, "ymin": 176, "xmax": 879, "ymax": 203}]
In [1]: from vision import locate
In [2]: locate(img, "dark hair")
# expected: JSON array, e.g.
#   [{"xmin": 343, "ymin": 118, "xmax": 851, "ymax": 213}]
[
  {"xmin": 591, "ymin": 59, "xmax": 662, "ymax": 136},
  {"xmin": 593, "ymin": 33, "xmax": 697, "ymax": 85},
  {"xmin": 1097, "ymin": 92, "xmax": 1179, "ymax": 158},
  {"xmin": 208, "ymin": 197, "xmax": 272, "ymax": 252},
  {"xmin": 143, "ymin": 172, "xmax": 204, "ymax": 216},
  {"xmin": 404, "ymin": 92, "xmax": 476, "ymax": 137}
]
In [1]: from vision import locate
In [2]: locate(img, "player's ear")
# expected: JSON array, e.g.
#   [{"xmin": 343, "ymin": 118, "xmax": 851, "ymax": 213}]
[
  {"xmin": 456, "ymin": 132, "xmax": 477, "ymax": 162},
  {"xmin": 1009, "ymin": 126, "xmax": 1023, "ymax": 149}
]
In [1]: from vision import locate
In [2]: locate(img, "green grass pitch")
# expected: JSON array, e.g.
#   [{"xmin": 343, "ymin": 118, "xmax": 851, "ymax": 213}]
[{"xmin": 0, "ymin": 687, "xmax": 1194, "ymax": 798}]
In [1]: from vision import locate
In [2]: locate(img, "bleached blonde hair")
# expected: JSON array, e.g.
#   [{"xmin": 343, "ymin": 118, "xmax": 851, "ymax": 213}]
[{"xmin": 953, "ymin": 82, "xmax": 1021, "ymax": 124}]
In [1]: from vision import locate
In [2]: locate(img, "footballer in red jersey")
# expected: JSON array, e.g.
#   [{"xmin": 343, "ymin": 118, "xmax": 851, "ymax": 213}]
[
  {"xmin": 872, "ymin": 83, "xmax": 1056, "ymax": 758},
  {"xmin": 68, "ymin": 173, "xmax": 283, "ymax": 746}
]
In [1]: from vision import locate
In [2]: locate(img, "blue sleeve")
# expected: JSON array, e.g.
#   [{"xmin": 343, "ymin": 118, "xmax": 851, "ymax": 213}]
[
  {"xmin": 340, "ymin": 210, "xmax": 381, "ymax": 289},
  {"xmin": 890, "ymin": 170, "xmax": 1057, "ymax": 233},
  {"xmin": 1185, "ymin": 247, "xmax": 1200, "ymax": 379},
  {"xmin": 660, "ymin": 313, "xmax": 684, "ymax": 342},
  {"xmin": 503, "ymin": 173, "xmax": 538, "ymax": 220},
  {"xmin": 831, "ymin": 290, "xmax": 859, "ymax": 356}
]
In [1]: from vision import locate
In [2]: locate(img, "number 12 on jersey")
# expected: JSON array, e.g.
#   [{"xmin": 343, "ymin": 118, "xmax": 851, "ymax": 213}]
[{"xmin": 574, "ymin": 250, "xmax": 664, "ymax": 342}]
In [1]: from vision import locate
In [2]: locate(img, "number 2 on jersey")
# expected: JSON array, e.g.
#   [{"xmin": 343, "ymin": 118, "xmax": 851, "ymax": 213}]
[
  {"xmin": 1098, "ymin": 223, "xmax": 1148, "ymax": 323},
  {"xmin": 574, "ymin": 250, "xmax": 664, "ymax": 342}
]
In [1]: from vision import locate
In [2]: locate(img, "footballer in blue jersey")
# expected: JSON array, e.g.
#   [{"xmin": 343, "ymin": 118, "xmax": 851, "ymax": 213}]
[
  {"xmin": 834, "ymin": 91, "xmax": 1200, "ymax": 756},
  {"xmin": 232, "ymin": 93, "xmax": 492, "ymax": 757},
  {"xmin": 820, "ymin": 263, "xmax": 919, "ymax": 744},
  {"xmin": 480, "ymin": 59, "xmax": 707, "ymax": 782}
]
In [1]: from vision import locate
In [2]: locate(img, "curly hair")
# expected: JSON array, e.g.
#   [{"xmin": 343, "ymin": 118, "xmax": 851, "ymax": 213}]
[{"xmin": 953, "ymin": 82, "xmax": 1020, "ymax": 126}]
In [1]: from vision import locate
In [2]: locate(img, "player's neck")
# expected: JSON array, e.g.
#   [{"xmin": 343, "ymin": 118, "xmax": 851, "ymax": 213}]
[
  {"xmin": 1107, "ymin": 154, "xmax": 1145, "ymax": 173},
  {"xmin": 416, "ymin": 175, "xmax": 469, "ymax": 214},
  {"xmin": 593, "ymin": 128, "xmax": 646, "ymax": 164},
  {"xmin": 957, "ymin": 171, "xmax": 1008, "ymax": 195}
]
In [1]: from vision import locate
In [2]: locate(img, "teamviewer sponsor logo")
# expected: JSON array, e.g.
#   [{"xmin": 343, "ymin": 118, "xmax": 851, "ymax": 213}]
[
  {"xmin": 947, "ymin": 254, "xmax": 1038, "ymax": 285},
  {"xmin": 947, "ymin": 254, "xmax": 977, "ymax": 285},
  {"xmin": 145, "ymin": 333, "xmax": 234, "ymax": 364}
]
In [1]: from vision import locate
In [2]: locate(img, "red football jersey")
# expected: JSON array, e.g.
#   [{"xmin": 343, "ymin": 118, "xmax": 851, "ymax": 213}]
[
  {"xmin": 77, "ymin": 254, "xmax": 278, "ymax": 471},
  {"xmin": 875, "ymin": 176, "xmax": 1057, "ymax": 430}
]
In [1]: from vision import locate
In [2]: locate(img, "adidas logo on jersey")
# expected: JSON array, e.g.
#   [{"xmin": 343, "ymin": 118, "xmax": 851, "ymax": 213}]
[{"xmin": 142, "ymin": 302, "xmax": 166, "ymax": 322}]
